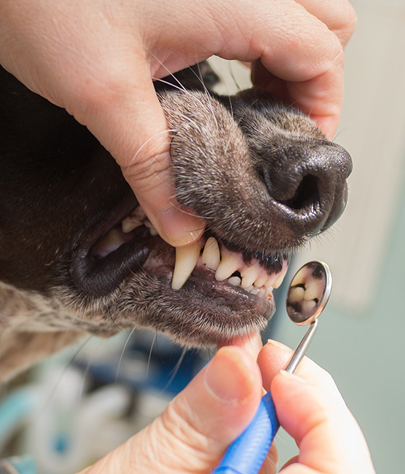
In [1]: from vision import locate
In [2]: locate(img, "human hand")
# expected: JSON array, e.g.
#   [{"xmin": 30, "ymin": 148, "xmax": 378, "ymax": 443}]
[
  {"xmin": 77, "ymin": 334, "xmax": 374, "ymax": 474},
  {"xmin": 0, "ymin": 0, "xmax": 356, "ymax": 247},
  {"xmin": 78, "ymin": 335, "xmax": 274, "ymax": 474},
  {"xmin": 257, "ymin": 340, "xmax": 376, "ymax": 473}
]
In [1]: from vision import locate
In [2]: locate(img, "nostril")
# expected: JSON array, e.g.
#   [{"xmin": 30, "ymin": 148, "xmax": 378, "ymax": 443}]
[{"xmin": 279, "ymin": 175, "xmax": 319, "ymax": 211}]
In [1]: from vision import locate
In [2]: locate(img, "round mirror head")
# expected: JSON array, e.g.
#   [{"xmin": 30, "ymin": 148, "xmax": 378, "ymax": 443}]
[{"xmin": 286, "ymin": 261, "xmax": 332, "ymax": 326}]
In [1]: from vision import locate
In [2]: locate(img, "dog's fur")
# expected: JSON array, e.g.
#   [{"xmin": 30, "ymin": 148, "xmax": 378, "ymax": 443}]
[{"xmin": 0, "ymin": 64, "xmax": 352, "ymax": 382}]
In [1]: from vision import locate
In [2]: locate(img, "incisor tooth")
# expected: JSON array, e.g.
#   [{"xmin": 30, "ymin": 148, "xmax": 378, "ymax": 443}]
[
  {"xmin": 201, "ymin": 237, "xmax": 220, "ymax": 270},
  {"xmin": 215, "ymin": 251, "xmax": 240, "ymax": 281},
  {"xmin": 172, "ymin": 243, "xmax": 201, "ymax": 290},
  {"xmin": 254, "ymin": 273, "xmax": 268, "ymax": 289},
  {"xmin": 241, "ymin": 266, "xmax": 259, "ymax": 289}
]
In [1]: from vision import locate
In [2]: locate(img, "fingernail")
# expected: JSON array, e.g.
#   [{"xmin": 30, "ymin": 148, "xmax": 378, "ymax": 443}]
[
  {"xmin": 157, "ymin": 204, "xmax": 205, "ymax": 247},
  {"xmin": 279, "ymin": 370, "xmax": 307, "ymax": 384},
  {"xmin": 266, "ymin": 339, "xmax": 289, "ymax": 351},
  {"xmin": 204, "ymin": 348, "xmax": 255, "ymax": 404}
]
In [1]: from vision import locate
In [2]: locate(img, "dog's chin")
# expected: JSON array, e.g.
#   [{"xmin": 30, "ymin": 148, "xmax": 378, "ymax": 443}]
[{"xmin": 69, "ymin": 203, "xmax": 289, "ymax": 345}]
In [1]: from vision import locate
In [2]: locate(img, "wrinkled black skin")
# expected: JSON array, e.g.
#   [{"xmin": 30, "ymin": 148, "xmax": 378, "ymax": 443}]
[{"xmin": 0, "ymin": 63, "xmax": 351, "ymax": 329}]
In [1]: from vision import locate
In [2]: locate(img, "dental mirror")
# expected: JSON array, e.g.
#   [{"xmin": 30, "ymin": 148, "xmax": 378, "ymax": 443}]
[
  {"xmin": 284, "ymin": 260, "xmax": 332, "ymax": 373},
  {"xmin": 213, "ymin": 261, "xmax": 332, "ymax": 474}
]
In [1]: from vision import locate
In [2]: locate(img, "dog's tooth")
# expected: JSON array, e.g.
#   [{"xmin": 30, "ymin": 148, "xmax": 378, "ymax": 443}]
[
  {"xmin": 264, "ymin": 273, "xmax": 277, "ymax": 289},
  {"xmin": 228, "ymin": 276, "xmax": 242, "ymax": 287},
  {"xmin": 92, "ymin": 228, "xmax": 126, "ymax": 258},
  {"xmin": 254, "ymin": 273, "xmax": 268, "ymax": 289},
  {"xmin": 172, "ymin": 243, "xmax": 201, "ymax": 290},
  {"xmin": 144, "ymin": 221, "xmax": 158, "ymax": 236},
  {"xmin": 215, "ymin": 250, "xmax": 240, "ymax": 281},
  {"xmin": 273, "ymin": 266, "xmax": 288, "ymax": 289},
  {"xmin": 288, "ymin": 286, "xmax": 305, "ymax": 303},
  {"xmin": 122, "ymin": 217, "xmax": 143, "ymax": 233},
  {"xmin": 302, "ymin": 299, "xmax": 317, "ymax": 314},
  {"xmin": 241, "ymin": 265, "xmax": 260, "ymax": 289},
  {"xmin": 249, "ymin": 286, "xmax": 260, "ymax": 296},
  {"xmin": 201, "ymin": 237, "xmax": 220, "ymax": 270},
  {"xmin": 303, "ymin": 279, "xmax": 323, "ymax": 301}
]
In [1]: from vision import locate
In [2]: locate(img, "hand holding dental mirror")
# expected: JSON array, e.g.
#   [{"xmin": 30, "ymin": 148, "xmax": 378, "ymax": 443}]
[{"xmin": 213, "ymin": 261, "xmax": 332, "ymax": 474}]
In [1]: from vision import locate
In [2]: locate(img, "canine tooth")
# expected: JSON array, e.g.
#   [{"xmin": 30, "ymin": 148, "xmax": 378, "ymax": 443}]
[
  {"xmin": 122, "ymin": 217, "xmax": 143, "ymax": 233},
  {"xmin": 201, "ymin": 237, "xmax": 220, "ymax": 270},
  {"xmin": 215, "ymin": 251, "xmax": 240, "ymax": 281},
  {"xmin": 228, "ymin": 276, "xmax": 242, "ymax": 287},
  {"xmin": 241, "ymin": 265, "xmax": 260, "ymax": 289},
  {"xmin": 172, "ymin": 243, "xmax": 201, "ymax": 290}
]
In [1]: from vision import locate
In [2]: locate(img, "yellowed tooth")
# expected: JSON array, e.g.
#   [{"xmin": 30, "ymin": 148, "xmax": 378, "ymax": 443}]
[
  {"xmin": 122, "ymin": 217, "xmax": 143, "ymax": 233},
  {"xmin": 201, "ymin": 237, "xmax": 220, "ymax": 270},
  {"xmin": 241, "ymin": 265, "xmax": 259, "ymax": 289},
  {"xmin": 215, "ymin": 251, "xmax": 240, "ymax": 281},
  {"xmin": 172, "ymin": 243, "xmax": 201, "ymax": 290}
]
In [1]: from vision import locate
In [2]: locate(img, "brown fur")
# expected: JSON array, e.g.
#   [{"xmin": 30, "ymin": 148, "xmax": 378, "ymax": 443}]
[{"xmin": 0, "ymin": 64, "xmax": 352, "ymax": 381}]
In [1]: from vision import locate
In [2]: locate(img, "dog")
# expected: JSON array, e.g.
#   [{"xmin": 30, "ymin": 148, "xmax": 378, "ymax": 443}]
[{"xmin": 0, "ymin": 63, "xmax": 352, "ymax": 382}]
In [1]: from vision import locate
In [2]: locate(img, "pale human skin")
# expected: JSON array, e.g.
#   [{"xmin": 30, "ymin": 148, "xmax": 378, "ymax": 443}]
[
  {"xmin": 0, "ymin": 0, "xmax": 356, "ymax": 247},
  {"xmin": 78, "ymin": 334, "xmax": 376, "ymax": 474}
]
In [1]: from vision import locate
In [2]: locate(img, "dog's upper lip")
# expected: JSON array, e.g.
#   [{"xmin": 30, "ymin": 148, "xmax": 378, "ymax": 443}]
[{"xmin": 70, "ymin": 197, "xmax": 152, "ymax": 297}]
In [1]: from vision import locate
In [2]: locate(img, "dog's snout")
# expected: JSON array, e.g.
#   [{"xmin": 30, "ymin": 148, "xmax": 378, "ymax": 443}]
[{"xmin": 262, "ymin": 141, "xmax": 352, "ymax": 236}]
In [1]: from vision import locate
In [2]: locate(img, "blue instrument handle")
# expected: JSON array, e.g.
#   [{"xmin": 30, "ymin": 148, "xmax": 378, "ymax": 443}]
[{"xmin": 212, "ymin": 391, "xmax": 280, "ymax": 474}]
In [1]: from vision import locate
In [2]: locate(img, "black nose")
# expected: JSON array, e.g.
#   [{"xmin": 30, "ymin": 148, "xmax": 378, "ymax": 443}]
[{"xmin": 261, "ymin": 140, "xmax": 352, "ymax": 237}]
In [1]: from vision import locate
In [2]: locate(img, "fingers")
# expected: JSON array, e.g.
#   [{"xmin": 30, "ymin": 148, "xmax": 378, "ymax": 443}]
[
  {"xmin": 257, "ymin": 340, "xmax": 340, "ymax": 399},
  {"xmin": 271, "ymin": 372, "xmax": 375, "ymax": 474},
  {"xmin": 79, "ymin": 65, "xmax": 206, "ymax": 247},
  {"xmin": 217, "ymin": 330, "xmax": 263, "ymax": 360},
  {"xmin": 80, "ymin": 346, "xmax": 263, "ymax": 474}
]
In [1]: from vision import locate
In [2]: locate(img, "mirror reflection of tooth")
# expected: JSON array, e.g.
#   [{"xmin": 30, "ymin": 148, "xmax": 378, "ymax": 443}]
[
  {"xmin": 301, "ymin": 299, "xmax": 317, "ymax": 315},
  {"xmin": 201, "ymin": 237, "xmax": 220, "ymax": 270},
  {"xmin": 304, "ymin": 279, "xmax": 322, "ymax": 301},
  {"xmin": 288, "ymin": 286, "xmax": 305, "ymax": 303},
  {"xmin": 172, "ymin": 243, "xmax": 201, "ymax": 290},
  {"xmin": 215, "ymin": 254, "xmax": 240, "ymax": 281}
]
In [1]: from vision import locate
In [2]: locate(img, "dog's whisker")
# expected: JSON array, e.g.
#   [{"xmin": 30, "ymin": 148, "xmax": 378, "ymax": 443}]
[{"xmin": 115, "ymin": 327, "xmax": 137, "ymax": 383}]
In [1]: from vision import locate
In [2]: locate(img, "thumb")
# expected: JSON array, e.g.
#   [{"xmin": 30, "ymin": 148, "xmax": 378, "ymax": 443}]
[
  {"xmin": 80, "ymin": 347, "xmax": 264, "ymax": 474},
  {"xmin": 76, "ymin": 64, "xmax": 205, "ymax": 248},
  {"xmin": 271, "ymin": 371, "xmax": 375, "ymax": 474}
]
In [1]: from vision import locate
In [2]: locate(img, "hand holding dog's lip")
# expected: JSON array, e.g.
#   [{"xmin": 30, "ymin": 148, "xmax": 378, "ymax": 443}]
[{"xmin": 0, "ymin": 0, "xmax": 355, "ymax": 250}]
